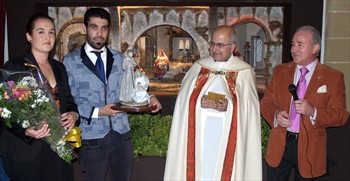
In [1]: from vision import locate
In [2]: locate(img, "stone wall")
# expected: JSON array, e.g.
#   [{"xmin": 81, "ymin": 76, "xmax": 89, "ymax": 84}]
[
  {"xmin": 324, "ymin": 0, "xmax": 350, "ymax": 112},
  {"xmin": 49, "ymin": 6, "xmax": 283, "ymax": 73}
]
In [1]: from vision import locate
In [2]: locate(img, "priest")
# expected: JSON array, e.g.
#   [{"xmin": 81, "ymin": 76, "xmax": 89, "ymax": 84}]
[{"xmin": 164, "ymin": 25, "xmax": 262, "ymax": 180}]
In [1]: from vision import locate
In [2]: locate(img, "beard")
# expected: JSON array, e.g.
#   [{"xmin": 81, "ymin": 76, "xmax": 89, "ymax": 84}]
[{"xmin": 87, "ymin": 36, "xmax": 107, "ymax": 50}]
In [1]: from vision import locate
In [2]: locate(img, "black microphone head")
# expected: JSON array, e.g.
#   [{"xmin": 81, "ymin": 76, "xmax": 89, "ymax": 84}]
[
  {"xmin": 288, "ymin": 84, "xmax": 299, "ymax": 100},
  {"xmin": 288, "ymin": 84, "xmax": 296, "ymax": 92}
]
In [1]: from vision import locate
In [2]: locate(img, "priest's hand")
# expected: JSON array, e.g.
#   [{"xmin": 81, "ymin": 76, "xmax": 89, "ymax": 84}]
[
  {"xmin": 201, "ymin": 95, "xmax": 216, "ymax": 110},
  {"xmin": 201, "ymin": 95, "xmax": 227, "ymax": 111},
  {"xmin": 217, "ymin": 98, "xmax": 228, "ymax": 112}
]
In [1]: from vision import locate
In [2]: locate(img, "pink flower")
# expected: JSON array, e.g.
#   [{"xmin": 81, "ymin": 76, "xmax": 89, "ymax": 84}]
[{"xmin": 12, "ymin": 86, "xmax": 32, "ymax": 100}]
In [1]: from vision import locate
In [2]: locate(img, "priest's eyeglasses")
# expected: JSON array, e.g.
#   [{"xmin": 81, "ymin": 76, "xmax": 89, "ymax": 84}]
[{"xmin": 208, "ymin": 41, "xmax": 234, "ymax": 49}]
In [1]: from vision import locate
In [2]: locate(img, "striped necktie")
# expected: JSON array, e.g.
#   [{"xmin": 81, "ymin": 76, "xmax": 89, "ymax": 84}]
[{"xmin": 289, "ymin": 67, "xmax": 309, "ymax": 132}]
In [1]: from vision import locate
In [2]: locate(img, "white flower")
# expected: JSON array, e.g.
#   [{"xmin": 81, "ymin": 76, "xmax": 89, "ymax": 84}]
[
  {"xmin": 21, "ymin": 120, "xmax": 31, "ymax": 128},
  {"xmin": 18, "ymin": 76, "xmax": 38, "ymax": 88},
  {"xmin": 34, "ymin": 97, "xmax": 47, "ymax": 104},
  {"xmin": 0, "ymin": 83, "xmax": 3, "ymax": 88},
  {"xmin": 1, "ymin": 108, "xmax": 12, "ymax": 118},
  {"xmin": 42, "ymin": 96, "xmax": 49, "ymax": 102},
  {"xmin": 31, "ymin": 103, "xmax": 36, "ymax": 108}
]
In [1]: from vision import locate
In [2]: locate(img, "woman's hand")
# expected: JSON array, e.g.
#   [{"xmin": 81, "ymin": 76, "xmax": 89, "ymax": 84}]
[
  {"xmin": 61, "ymin": 111, "xmax": 79, "ymax": 130},
  {"xmin": 25, "ymin": 123, "xmax": 50, "ymax": 139}
]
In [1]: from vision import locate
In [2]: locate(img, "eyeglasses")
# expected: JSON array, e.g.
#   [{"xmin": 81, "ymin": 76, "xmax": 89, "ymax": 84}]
[{"xmin": 208, "ymin": 41, "xmax": 234, "ymax": 49}]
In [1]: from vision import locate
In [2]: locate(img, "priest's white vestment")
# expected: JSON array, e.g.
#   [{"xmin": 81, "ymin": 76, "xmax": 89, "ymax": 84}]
[{"xmin": 164, "ymin": 55, "xmax": 262, "ymax": 180}]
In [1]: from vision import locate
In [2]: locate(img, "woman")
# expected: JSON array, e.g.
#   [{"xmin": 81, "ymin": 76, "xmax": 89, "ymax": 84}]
[{"xmin": 0, "ymin": 13, "xmax": 79, "ymax": 181}]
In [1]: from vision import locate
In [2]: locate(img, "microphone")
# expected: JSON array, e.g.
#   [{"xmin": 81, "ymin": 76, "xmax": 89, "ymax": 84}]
[{"xmin": 288, "ymin": 84, "xmax": 299, "ymax": 100}]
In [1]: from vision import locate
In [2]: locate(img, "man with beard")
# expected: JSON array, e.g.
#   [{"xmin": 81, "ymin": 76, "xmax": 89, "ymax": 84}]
[
  {"xmin": 164, "ymin": 25, "xmax": 262, "ymax": 180},
  {"xmin": 63, "ymin": 8, "xmax": 162, "ymax": 181}
]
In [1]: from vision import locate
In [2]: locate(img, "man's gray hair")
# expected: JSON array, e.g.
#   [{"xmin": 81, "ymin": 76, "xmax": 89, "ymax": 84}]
[{"xmin": 296, "ymin": 25, "xmax": 321, "ymax": 46}]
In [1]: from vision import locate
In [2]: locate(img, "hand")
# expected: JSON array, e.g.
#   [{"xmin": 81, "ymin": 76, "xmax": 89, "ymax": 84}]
[
  {"xmin": 293, "ymin": 99, "xmax": 315, "ymax": 117},
  {"xmin": 216, "ymin": 98, "xmax": 228, "ymax": 112},
  {"xmin": 201, "ymin": 95, "xmax": 216, "ymax": 109},
  {"xmin": 61, "ymin": 111, "xmax": 79, "ymax": 130},
  {"xmin": 276, "ymin": 109, "xmax": 292, "ymax": 127},
  {"xmin": 25, "ymin": 123, "xmax": 51, "ymax": 139},
  {"xmin": 201, "ymin": 95, "xmax": 228, "ymax": 112},
  {"xmin": 99, "ymin": 103, "xmax": 121, "ymax": 117},
  {"xmin": 149, "ymin": 96, "xmax": 162, "ymax": 113}
]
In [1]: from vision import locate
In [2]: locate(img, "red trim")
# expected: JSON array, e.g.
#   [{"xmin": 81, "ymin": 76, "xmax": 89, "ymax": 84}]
[
  {"xmin": 221, "ymin": 71, "xmax": 238, "ymax": 180},
  {"xmin": 187, "ymin": 67, "xmax": 210, "ymax": 180},
  {"xmin": 187, "ymin": 69, "xmax": 238, "ymax": 180}
]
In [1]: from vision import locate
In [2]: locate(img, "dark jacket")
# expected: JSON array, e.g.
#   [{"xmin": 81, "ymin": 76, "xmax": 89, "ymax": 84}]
[{"xmin": 0, "ymin": 51, "xmax": 78, "ymax": 162}]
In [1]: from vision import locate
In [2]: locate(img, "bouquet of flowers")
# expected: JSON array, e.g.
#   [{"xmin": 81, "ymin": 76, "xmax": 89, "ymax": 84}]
[{"xmin": 0, "ymin": 68, "xmax": 81, "ymax": 163}]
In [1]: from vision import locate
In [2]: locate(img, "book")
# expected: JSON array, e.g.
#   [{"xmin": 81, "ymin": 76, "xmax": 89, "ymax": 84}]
[{"xmin": 207, "ymin": 91, "xmax": 226, "ymax": 103}]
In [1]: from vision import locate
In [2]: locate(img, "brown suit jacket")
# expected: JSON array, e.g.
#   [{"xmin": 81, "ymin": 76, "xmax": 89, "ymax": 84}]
[{"xmin": 260, "ymin": 61, "xmax": 349, "ymax": 178}]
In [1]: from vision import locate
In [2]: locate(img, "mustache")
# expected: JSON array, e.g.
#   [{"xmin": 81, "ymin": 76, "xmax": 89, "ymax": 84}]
[{"xmin": 93, "ymin": 36, "xmax": 105, "ymax": 41}]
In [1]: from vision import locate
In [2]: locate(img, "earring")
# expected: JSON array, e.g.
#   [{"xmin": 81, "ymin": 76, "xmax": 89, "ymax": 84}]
[{"xmin": 29, "ymin": 40, "xmax": 32, "ymax": 42}]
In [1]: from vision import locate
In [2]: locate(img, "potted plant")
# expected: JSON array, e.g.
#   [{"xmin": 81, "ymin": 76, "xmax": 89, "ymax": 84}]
[{"xmin": 129, "ymin": 113, "xmax": 172, "ymax": 180}]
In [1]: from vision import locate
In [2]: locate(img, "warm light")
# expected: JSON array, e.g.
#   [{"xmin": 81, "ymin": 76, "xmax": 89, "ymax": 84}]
[
  {"xmin": 185, "ymin": 39, "xmax": 190, "ymax": 50},
  {"xmin": 179, "ymin": 40, "xmax": 184, "ymax": 50}
]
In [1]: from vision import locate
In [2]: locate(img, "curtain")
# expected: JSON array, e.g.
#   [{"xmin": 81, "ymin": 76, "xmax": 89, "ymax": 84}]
[{"xmin": 0, "ymin": 0, "xmax": 5, "ymax": 68}]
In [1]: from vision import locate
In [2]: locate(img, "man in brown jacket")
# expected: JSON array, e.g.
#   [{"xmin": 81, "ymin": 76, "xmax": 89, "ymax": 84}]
[{"xmin": 260, "ymin": 25, "xmax": 348, "ymax": 180}]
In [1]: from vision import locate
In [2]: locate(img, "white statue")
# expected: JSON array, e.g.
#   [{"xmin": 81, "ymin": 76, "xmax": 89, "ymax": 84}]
[
  {"xmin": 131, "ymin": 69, "xmax": 150, "ymax": 103},
  {"xmin": 119, "ymin": 50, "xmax": 137, "ymax": 102}
]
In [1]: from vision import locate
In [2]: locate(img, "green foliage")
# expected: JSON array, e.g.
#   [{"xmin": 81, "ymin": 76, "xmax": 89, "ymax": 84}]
[
  {"xmin": 129, "ymin": 113, "xmax": 172, "ymax": 158},
  {"xmin": 129, "ymin": 113, "xmax": 270, "ymax": 158},
  {"xmin": 261, "ymin": 116, "xmax": 271, "ymax": 156}
]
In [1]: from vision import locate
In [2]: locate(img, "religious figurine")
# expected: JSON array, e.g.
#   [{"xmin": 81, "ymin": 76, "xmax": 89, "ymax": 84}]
[
  {"xmin": 131, "ymin": 69, "xmax": 150, "ymax": 103},
  {"xmin": 154, "ymin": 50, "xmax": 169, "ymax": 79},
  {"xmin": 119, "ymin": 50, "xmax": 137, "ymax": 102}
]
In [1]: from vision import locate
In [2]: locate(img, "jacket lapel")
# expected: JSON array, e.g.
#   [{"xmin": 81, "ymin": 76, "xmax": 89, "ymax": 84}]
[
  {"xmin": 24, "ymin": 51, "xmax": 39, "ymax": 68},
  {"xmin": 284, "ymin": 62, "xmax": 296, "ymax": 86},
  {"xmin": 80, "ymin": 47, "xmax": 104, "ymax": 83},
  {"xmin": 80, "ymin": 46, "xmax": 115, "ymax": 84},
  {"xmin": 305, "ymin": 62, "xmax": 324, "ymax": 99},
  {"xmin": 105, "ymin": 48, "xmax": 115, "ymax": 81}
]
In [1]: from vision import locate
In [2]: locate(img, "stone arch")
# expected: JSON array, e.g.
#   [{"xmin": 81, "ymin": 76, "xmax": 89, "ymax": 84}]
[
  {"xmin": 230, "ymin": 18, "xmax": 271, "ymax": 42},
  {"xmin": 127, "ymin": 23, "xmax": 209, "ymax": 59},
  {"xmin": 56, "ymin": 17, "xmax": 84, "ymax": 62}
]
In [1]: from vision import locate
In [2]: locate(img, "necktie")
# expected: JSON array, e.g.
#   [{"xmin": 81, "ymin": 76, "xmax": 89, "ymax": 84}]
[
  {"xmin": 289, "ymin": 67, "xmax": 309, "ymax": 132},
  {"xmin": 91, "ymin": 51, "xmax": 105, "ymax": 84}
]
